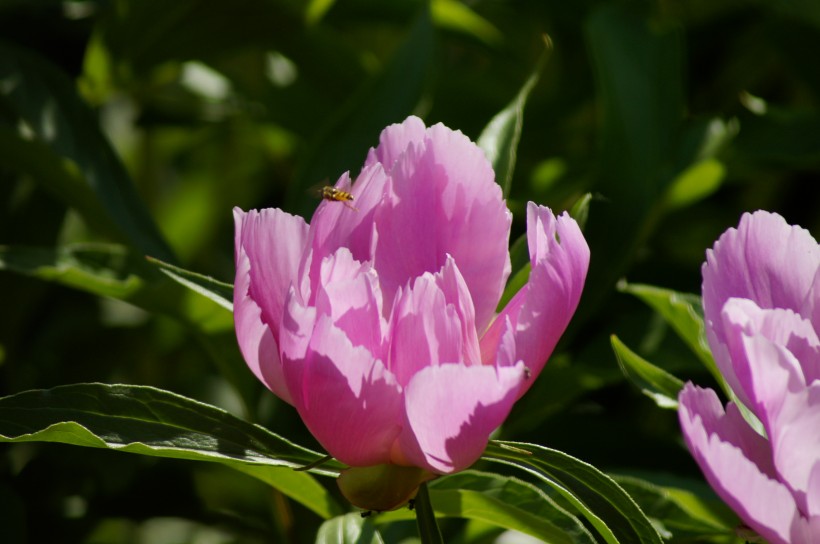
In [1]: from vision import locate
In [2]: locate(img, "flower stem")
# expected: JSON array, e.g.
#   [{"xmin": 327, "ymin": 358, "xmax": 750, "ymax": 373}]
[{"xmin": 414, "ymin": 481, "xmax": 443, "ymax": 544}]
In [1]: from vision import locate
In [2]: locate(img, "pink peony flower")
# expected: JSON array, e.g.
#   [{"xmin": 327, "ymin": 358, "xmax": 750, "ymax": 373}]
[
  {"xmin": 233, "ymin": 116, "xmax": 589, "ymax": 508},
  {"xmin": 678, "ymin": 211, "xmax": 820, "ymax": 543}
]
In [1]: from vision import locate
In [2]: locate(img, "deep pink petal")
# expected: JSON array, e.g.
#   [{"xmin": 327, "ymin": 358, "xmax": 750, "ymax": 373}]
[
  {"xmin": 235, "ymin": 207, "xmax": 309, "ymax": 335},
  {"xmin": 679, "ymin": 383, "xmax": 800, "ymax": 544},
  {"xmin": 481, "ymin": 205, "xmax": 589, "ymax": 395},
  {"xmin": 233, "ymin": 207, "xmax": 308, "ymax": 404},
  {"xmin": 703, "ymin": 211, "xmax": 820, "ymax": 349},
  {"xmin": 233, "ymin": 249, "xmax": 291, "ymax": 404},
  {"xmin": 395, "ymin": 363, "xmax": 527, "ymax": 473},
  {"xmin": 365, "ymin": 115, "xmax": 428, "ymax": 170},
  {"xmin": 280, "ymin": 307, "xmax": 403, "ymax": 467},
  {"xmin": 372, "ymin": 121, "xmax": 512, "ymax": 332},
  {"xmin": 388, "ymin": 272, "xmax": 465, "ymax": 386}
]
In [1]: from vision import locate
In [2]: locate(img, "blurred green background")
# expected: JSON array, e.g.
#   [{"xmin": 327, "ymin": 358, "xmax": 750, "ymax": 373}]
[{"xmin": 1, "ymin": 0, "xmax": 818, "ymax": 542}]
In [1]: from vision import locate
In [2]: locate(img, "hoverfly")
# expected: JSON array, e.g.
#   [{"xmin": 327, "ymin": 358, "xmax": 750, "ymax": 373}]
[{"xmin": 316, "ymin": 182, "xmax": 358, "ymax": 211}]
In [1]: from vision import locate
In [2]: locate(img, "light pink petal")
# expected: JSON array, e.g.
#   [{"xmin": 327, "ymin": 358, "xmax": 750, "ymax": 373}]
[
  {"xmin": 766, "ymin": 381, "xmax": 820, "ymax": 515},
  {"xmin": 387, "ymin": 272, "xmax": 465, "ymax": 386},
  {"xmin": 365, "ymin": 115, "xmax": 428, "ymax": 169},
  {"xmin": 233, "ymin": 250, "xmax": 291, "ymax": 404},
  {"xmin": 372, "ymin": 122, "xmax": 512, "ymax": 332},
  {"xmin": 395, "ymin": 362, "xmax": 527, "ymax": 474},
  {"xmin": 300, "ymin": 165, "xmax": 390, "ymax": 300},
  {"xmin": 718, "ymin": 299, "xmax": 818, "ymax": 409},
  {"xmin": 280, "ymin": 308, "xmax": 403, "ymax": 467},
  {"xmin": 804, "ymin": 267, "xmax": 820, "ymax": 362},
  {"xmin": 702, "ymin": 211, "xmax": 820, "ymax": 347},
  {"xmin": 434, "ymin": 256, "xmax": 481, "ymax": 366},
  {"xmin": 480, "ymin": 205, "xmax": 589, "ymax": 396},
  {"xmin": 679, "ymin": 383, "xmax": 800, "ymax": 544},
  {"xmin": 235, "ymin": 207, "xmax": 309, "ymax": 335},
  {"xmin": 314, "ymin": 248, "xmax": 387, "ymax": 360}
]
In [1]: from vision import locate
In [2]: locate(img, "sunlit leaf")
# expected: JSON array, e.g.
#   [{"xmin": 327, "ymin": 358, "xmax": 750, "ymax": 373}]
[
  {"xmin": 483, "ymin": 441, "xmax": 663, "ymax": 544},
  {"xmin": 146, "ymin": 256, "xmax": 234, "ymax": 311},
  {"xmin": 379, "ymin": 471, "xmax": 596, "ymax": 544},
  {"xmin": 610, "ymin": 335, "xmax": 684, "ymax": 409},
  {"xmin": 316, "ymin": 513, "xmax": 384, "ymax": 544},
  {"xmin": 431, "ymin": 0, "xmax": 502, "ymax": 46},
  {"xmin": 664, "ymin": 159, "xmax": 725, "ymax": 209},
  {"xmin": 233, "ymin": 464, "xmax": 344, "ymax": 520},
  {"xmin": 611, "ymin": 474, "xmax": 738, "ymax": 540},
  {"xmin": 0, "ymin": 383, "xmax": 343, "ymax": 475}
]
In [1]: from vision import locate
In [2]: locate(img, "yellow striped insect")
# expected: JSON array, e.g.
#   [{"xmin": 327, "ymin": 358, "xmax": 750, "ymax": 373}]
[{"xmin": 319, "ymin": 185, "xmax": 358, "ymax": 211}]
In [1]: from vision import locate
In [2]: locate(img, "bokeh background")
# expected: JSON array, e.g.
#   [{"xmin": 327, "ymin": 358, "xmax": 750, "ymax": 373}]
[{"xmin": 1, "ymin": 0, "xmax": 819, "ymax": 542}]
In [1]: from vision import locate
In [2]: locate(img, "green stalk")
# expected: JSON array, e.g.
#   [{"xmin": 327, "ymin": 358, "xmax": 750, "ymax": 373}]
[{"xmin": 414, "ymin": 481, "xmax": 443, "ymax": 544}]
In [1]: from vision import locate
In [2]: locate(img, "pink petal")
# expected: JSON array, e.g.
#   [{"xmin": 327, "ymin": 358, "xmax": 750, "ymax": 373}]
[
  {"xmin": 679, "ymin": 383, "xmax": 800, "ymax": 544},
  {"xmin": 313, "ymin": 248, "xmax": 387, "ymax": 360},
  {"xmin": 703, "ymin": 211, "xmax": 820, "ymax": 349},
  {"xmin": 233, "ymin": 207, "xmax": 309, "ymax": 404},
  {"xmin": 481, "ymin": 205, "xmax": 589, "ymax": 395},
  {"xmin": 387, "ymin": 272, "xmax": 465, "ymax": 386},
  {"xmin": 233, "ymin": 250, "xmax": 291, "ymax": 404},
  {"xmin": 395, "ymin": 362, "xmax": 527, "ymax": 473},
  {"xmin": 301, "ymin": 165, "xmax": 390, "ymax": 299},
  {"xmin": 718, "ymin": 299, "xmax": 819, "ymax": 410},
  {"xmin": 372, "ymin": 121, "xmax": 512, "ymax": 332},
  {"xmin": 234, "ymin": 207, "xmax": 309, "ymax": 335},
  {"xmin": 279, "ymin": 304, "xmax": 403, "ymax": 467},
  {"xmin": 365, "ymin": 115, "xmax": 428, "ymax": 170}
]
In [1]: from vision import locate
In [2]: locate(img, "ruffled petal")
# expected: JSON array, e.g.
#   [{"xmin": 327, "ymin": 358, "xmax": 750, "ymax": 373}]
[
  {"xmin": 387, "ymin": 272, "xmax": 465, "ymax": 387},
  {"xmin": 234, "ymin": 207, "xmax": 309, "ymax": 335},
  {"xmin": 365, "ymin": 115, "xmax": 428, "ymax": 170},
  {"xmin": 703, "ymin": 211, "xmax": 820, "ymax": 348},
  {"xmin": 233, "ymin": 249, "xmax": 291, "ymax": 404},
  {"xmin": 233, "ymin": 207, "xmax": 308, "ymax": 404},
  {"xmin": 280, "ymin": 303, "xmax": 403, "ymax": 467},
  {"xmin": 480, "ymin": 205, "xmax": 589, "ymax": 394},
  {"xmin": 718, "ymin": 298, "xmax": 819, "ymax": 410},
  {"xmin": 301, "ymin": 165, "xmax": 390, "ymax": 300},
  {"xmin": 314, "ymin": 248, "xmax": 387, "ymax": 361},
  {"xmin": 372, "ymin": 121, "xmax": 512, "ymax": 331},
  {"xmin": 679, "ymin": 384, "xmax": 800, "ymax": 544},
  {"xmin": 394, "ymin": 363, "xmax": 527, "ymax": 473}
]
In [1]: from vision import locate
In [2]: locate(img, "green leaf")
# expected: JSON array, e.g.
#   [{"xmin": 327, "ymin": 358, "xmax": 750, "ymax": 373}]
[
  {"xmin": 610, "ymin": 335, "xmax": 685, "ymax": 409},
  {"xmin": 616, "ymin": 281, "xmax": 722, "ymax": 387},
  {"xmin": 0, "ymin": 243, "xmax": 146, "ymax": 300},
  {"xmin": 146, "ymin": 256, "xmax": 234, "ymax": 312},
  {"xmin": 0, "ymin": 383, "xmax": 344, "ymax": 475},
  {"xmin": 431, "ymin": 0, "xmax": 502, "ymax": 46},
  {"xmin": 478, "ymin": 36, "xmax": 550, "ymax": 197},
  {"xmin": 0, "ymin": 44, "xmax": 175, "ymax": 262},
  {"xmin": 664, "ymin": 159, "xmax": 725, "ymax": 209},
  {"xmin": 381, "ymin": 470, "xmax": 596, "ymax": 544},
  {"xmin": 233, "ymin": 464, "xmax": 344, "ymax": 520},
  {"xmin": 483, "ymin": 441, "xmax": 663, "ymax": 544},
  {"xmin": 289, "ymin": 7, "xmax": 434, "ymax": 216},
  {"xmin": 315, "ymin": 513, "xmax": 384, "ymax": 544},
  {"xmin": 611, "ymin": 474, "xmax": 737, "ymax": 539},
  {"xmin": 569, "ymin": 193, "xmax": 593, "ymax": 231}
]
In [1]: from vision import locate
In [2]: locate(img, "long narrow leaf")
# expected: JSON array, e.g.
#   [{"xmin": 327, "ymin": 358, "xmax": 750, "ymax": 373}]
[
  {"xmin": 483, "ymin": 441, "xmax": 663, "ymax": 544},
  {"xmin": 610, "ymin": 335, "xmax": 684, "ymax": 409},
  {"xmin": 0, "ymin": 383, "xmax": 342, "ymax": 475}
]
